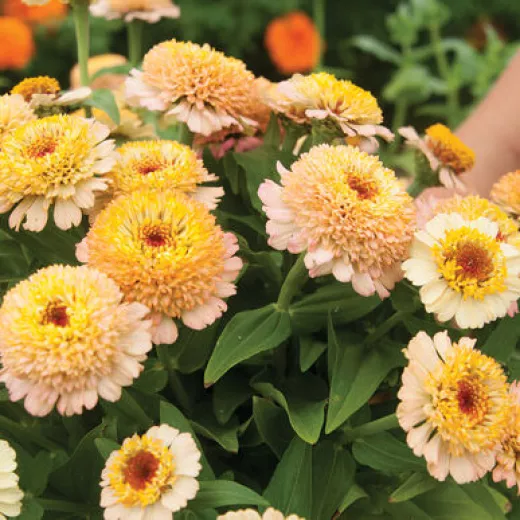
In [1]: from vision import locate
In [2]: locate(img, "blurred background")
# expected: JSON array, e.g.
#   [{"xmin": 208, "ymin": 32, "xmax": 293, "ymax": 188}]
[{"xmin": 1, "ymin": 0, "xmax": 519, "ymax": 131}]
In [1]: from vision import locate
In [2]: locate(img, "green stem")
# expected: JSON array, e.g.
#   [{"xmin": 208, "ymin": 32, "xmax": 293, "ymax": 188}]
[
  {"xmin": 0, "ymin": 416, "xmax": 62, "ymax": 451},
  {"xmin": 429, "ymin": 22, "xmax": 459, "ymax": 126},
  {"xmin": 389, "ymin": 98, "xmax": 408, "ymax": 151},
  {"xmin": 176, "ymin": 122, "xmax": 193, "ymax": 146},
  {"xmin": 344, "ymin": 413, "xmax": 399, "ymax": 442},
  {"xmin": 312, "ymin": 0, "xmax": 326, "ymax": 70},
  {"xmin": 38, "ymin": 499, "xmax": 94, "ymax": 514},
  {"xmin": 365, "ymin": 311, "xmax": 406, "ymax": 345},
  {"xmin": 406, "ymin": 178, "xmax": 425, "ymax": 198},
  {"xmin": 127, "ymin": 19, "xmax": 143, "ymax": 67},
  {"xmin": 156, "ymin": 345, "xmax": 192, "ymax": 412},
  {"xmin": 277, "ymin": 253, "xmax": 308, "ymax": 310},
  {"xmin": 72, "ymin": 0, "xmax": 92, "ymax": 117}
]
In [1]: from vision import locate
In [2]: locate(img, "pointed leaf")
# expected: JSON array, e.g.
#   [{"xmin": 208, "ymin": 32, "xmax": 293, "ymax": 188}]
[
  {"xmin": 389, "ymin": 473, "xmax": 437, "ymax": 503},
  {"xmin": 299, "ymin": 336, "xmax": 327, "ymax": 372},
  {"xmin": 190, "ymin": 480, "xmax": 269, "ymax": 511},
  {"xmin": 84, "ymin": 88, "xmax": 120, "ymax": 125}
]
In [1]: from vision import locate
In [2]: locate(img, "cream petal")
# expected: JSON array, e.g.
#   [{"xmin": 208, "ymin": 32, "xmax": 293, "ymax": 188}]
[
  {"xmin": 161, "ymin": 477, "xmax": 199, "ymax": 512},
  {"xmin": 449, "ymin": 455, "xmax": 479, "ymax": 484},
  {"xmin": 351, "ymin": 272, "xmax": 376, "ymax": 297},
  {"xmin": 53, "ymin": 199, "xmax": 83, "ymax": 230},
  {"xmin": 147, "ymin": 425, "xmax": 179, "ymax": 447},
  {"xmin": 151, "ymin": 315, "xmax": 178, "ymax": 345}
]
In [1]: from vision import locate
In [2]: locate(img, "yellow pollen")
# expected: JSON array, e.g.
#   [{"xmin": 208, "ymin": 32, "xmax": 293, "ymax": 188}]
[
  {"xmin": 107, "ymin": 434, "xmax": 175, "ymax": 508},
  {"xmin": 11, "ymin": 76, "xmax": 61, "ymax": 102},
  {"xmin": 26, "ymin": 135, "xmax": 58, "ymax": 158},
  {"xmin": 433, "ymin": 227, "xmax": 506, "ymax": 299},
  {"xmin": 425, "ymin": 123, "xmax": 475, "ymax": 174}
]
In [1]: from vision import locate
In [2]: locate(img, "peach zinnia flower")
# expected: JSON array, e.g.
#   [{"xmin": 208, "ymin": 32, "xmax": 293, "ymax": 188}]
[
  {"xmin": 398, "ymin": 331, "xmax": 510, "ymax": 484},
  {"xmin": 403, "ymin": 213, "xmax": 520, "ymax": 329},
  {"xmin": 126, "ymin": 40, "xmax": 257, "ymax": 136},
  {"xmin": 491, "ymin": 170, "xmax": 520, "ymax": 216},
  {"xmin": 0, "ymin": 93, "xmax": 36, "ymax": 144},
  {"xmin": 0, "ymin": 17, "xmax": 34, "ymax": 70},
  {"xmin": 399, "ymin": 124, "xmax": 475, "ymax": 192},
  {"xmin": 264, "ymin": 11, "xmax": 321, "ymax": 75},
  {"xmin": 259, "ymin": 144, "xmax": 415, "ymax": 298},
  {"xmin": 0, "ymin": 114, "xmax": 116, "ymax": 231},
  {"xmin": 77, "ymin": 190, "xmax": 242, "ymax": 345},
  {"xmin": 0, "ymin": 265, "xmax": 152, "ymax": 416},
  {"xmin": 70, "ymin": 54, "xmax": 128, "ymax": 91},
  {"xmin": 219, "ymin": 509, "xmax": 304, "ymax": 520},
  {"xmin": 100, "ymin": 425, "xmax": 200, "ymax": 520},
  {"xmin": 3, "ymin": 0, "xmax": 67, "ymax": 25},
  {"xmin": 263, "ymin": 72, "xmax": 393, "ymax": 144},
  {"xmin": 493, "ymin": 382, "xmax": 520, "ymax": 494},
  {"xmin": 91, "ymin": 0, "xmax": 180, "ymax": 23},
  {"xmin": 0, "ymin": 440, "xmax": 24, "ymax": 519}
]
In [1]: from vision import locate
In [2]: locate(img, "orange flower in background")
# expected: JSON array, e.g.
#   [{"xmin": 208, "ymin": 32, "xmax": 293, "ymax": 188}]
[
  {"xmin": 265, "ymin": 11, "xmax": 321, "ymax": 75},
  {"xmin": 0, "ymin": 17, "xmax": 34, "ymax": 70},
  {"xmin": 2, "ymin": 0, "xmax": 68, "ymax": 25}
]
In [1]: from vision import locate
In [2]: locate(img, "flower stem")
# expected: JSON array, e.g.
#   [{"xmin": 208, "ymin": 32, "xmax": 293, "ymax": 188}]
[
  {"xmin": 38, "ymin": 499, "xmax": 94, "ymax": 514},
  {"xmin": 277, "ymin": 253, "xmax": 308, "ymax": 311},
  {"xmin": 72, "ymin": 0, "xmax": 92, "ymax": 117},
  {"xmin": 389, "ymin": 98, "xmax": 408, "ymax": 151},
  {"xmin": 365, "ymin": 311, "xmax": 406, "ymax": 345},
  {"xmin": 156, "ymin": 344, "xmax": 192, "ymax": 412},
  {"xmin": 127, "ymin": 19, "xmax": 144, "ymax": 67},
  {"xmin": 344, "ymin": 413, "xmax": 399, "ymax": 442},
  {"xmin": 312, "ymin": 0, "xmax": 326, "ymax": 70}
]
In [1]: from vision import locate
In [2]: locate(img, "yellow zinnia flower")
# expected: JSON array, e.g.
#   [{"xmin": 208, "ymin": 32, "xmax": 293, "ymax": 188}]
[{"xmin": 0, "ymin": 93, "xmax": 36, "ymax": 144}]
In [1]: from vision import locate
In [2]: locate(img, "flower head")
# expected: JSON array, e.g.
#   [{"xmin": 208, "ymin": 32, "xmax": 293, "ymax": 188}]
[
  {"xmin": 70, "ymin": 54, "xmax": 128, "ymax": 91},
  {"xmin": 0, "ymin": 93, "xmax": 36, "ymax": 144},
  {"xmin": 259, "ymin": 144, "xmax": 415, "ymax": 298},
  {"xmin": 126, "ymin": 40, "xmax": 257, "ymax": 136},
  {"xmin": 91, "ymin": 0, "xmax": 180, "ymax": 23},
  {"xmin": 0, "ymin": 17, "xmax": 34, "ymax": 70},
  {"xmin": 399, "ymin": 124, "xmax": 475, "ymax": 192},
  {"xmin": 403, "ymin": 213, "xmax": 520, "ymax": 328},
  {"xmin": 3, "ymin": 0, "xmax": 68, "ymax": 25},
  {"xmin": 493, "ymin": 382, "xmax": 520, "ymax": 493},
  {"xmin": 0, "ymin": 114, "xmax": 116, "ymax": 231},
  {"xmin": 263, "ymin": 72, "xmax": 392, "ymax": 143},
  {"xmin": 265, "ymin": 11, "xmax": 321, "ymax": 75},
  {"xmin": 77, "ymin": 190, "xmax": 242, "ymax": 344},
  {"xmin": 218, "ymin": 509, "xmax": 304, "ymax": 520},
  {"xmin": 491, "ymin": 170, "xmax": 520, "ymax": 216},
  {"xmin": 0, "ymin": 441, "xmax": 24, "ymax": 519},
  {"xmin": 101, "ymin": 424, "xmax": 201, "ymax": 519},
  {"xmin": 397, "ymin": 331, "xmax": 510, "ymax": 484},
  {"xmin": 0, "ymin": 265, "xmax": 152, "ymax": 416}
]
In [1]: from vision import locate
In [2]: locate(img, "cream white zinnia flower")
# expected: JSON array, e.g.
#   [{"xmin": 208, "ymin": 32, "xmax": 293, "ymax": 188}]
[
  {"xmin": 91, "ymin": 0, "xmax": 180, "ymax": 23},
  {"xmin": 402, "ymin": 213, "xmax": 520, "ymax": 329},
  {"xmin": 100, "ymin": 425, "xmax": 201, "ymax": 520},
  {"xmin": 218, "ymin": 508, "xmax": 305, "ymax": 520},
  {"xmin": 397, "ymin": 331, "xmax": 510, "ymax": 484},
  {"xmin": 0, "ymin": 441, "xmax": 23, "ymax": 520}
]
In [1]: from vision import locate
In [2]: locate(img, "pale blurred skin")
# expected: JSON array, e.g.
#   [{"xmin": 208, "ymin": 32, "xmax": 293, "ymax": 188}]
[{"xmin": 457, "ymin": 50, "xmax": 520, "ymax": 196}]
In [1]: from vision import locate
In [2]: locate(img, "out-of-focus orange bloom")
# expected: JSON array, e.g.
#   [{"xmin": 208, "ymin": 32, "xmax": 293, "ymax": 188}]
[
  {"xmin": 0, "ymin": 17, "xmax": 34, "ymax": 70},
  {"xmin": 264, "ymin": 11, "xmax": 321, "ymax": 75},
  {"xmin": 2, "ymin": 0, "xmax": 68, "ymax": 25}
]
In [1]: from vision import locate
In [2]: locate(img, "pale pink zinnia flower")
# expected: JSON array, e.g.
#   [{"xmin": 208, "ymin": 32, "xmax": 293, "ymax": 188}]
[{"xmin": 90, "ymin": 0, "xmax": 180, "ymax": 23}]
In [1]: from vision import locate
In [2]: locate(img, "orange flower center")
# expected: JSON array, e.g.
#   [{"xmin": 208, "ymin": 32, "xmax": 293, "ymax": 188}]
[
  {"xmin": 140, "ymin": 222, "xmax": 172, "ymax": 248},
  {"xmin": 137, "ymin": 161, "xmax": 162, "ymax": 175},
  {"xmin": 456, "ymin": 378, "xmax": 488, "ymax": 419},
  {"xmin": 42, "ymin": 301, "xmax": 69, "ymax": 327},
  {"xmin": 454, "ymin": 243, "xmax": 493, "ymax": 282},
  {"xmin": 123, "ymin": 450, "xmax": 160, "ymax": 491},
  {"xmin": 347, "ymin": 174, "xmax": 379, "ymax": 200},
  {"xmin": 26, "ymin": 136, "xmax": 57, "ymax": 158}
]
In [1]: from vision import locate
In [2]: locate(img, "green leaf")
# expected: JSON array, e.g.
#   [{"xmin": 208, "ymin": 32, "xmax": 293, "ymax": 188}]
[
  {"xmin": 132, "ymin": 359, "xmax": 168, "ymax": 394},
  {"xmin": 94, "ymin": 438, "xmax": 120, "ymax": 460},
  {"xmin": 160, "ymin": 401, "xmax": 215, "ymax": 480},
  {"xmin": 171, "ymin": 324, "xmax": 219, "ymax": 374},
  {"xmin": 212, "ymin": 372, "xmax": 252, "ymax": 425},
  {"xmin": 481, "ymin": 313, "xmax": 520, "ymax": 363},
  {"xmin": 190, "ymin": 480, "xmax": 269, "ymax": 511},
  {"xmin": 252, "ymin": 397, "xmax": 293, "ymax": 459},
  {"xmin": 290, "ymin": 283, "xmax": 381, "ymax": 334},
  {"xmin": 18, "ymin": 497, "xmax": 44, "ymax": 520},
  {"xmin": 264, "ymin": 437, "xmax": 313, "ymax": 518},
  {"xmin": 338, "ymin": 484, "xmax": 368, "ymax": 514},
  {"xmin": 352, "ymin": 432, "xmax": 426, "ymax": 474},
  {"xmin": 312, "ymin": 441, "xmax": 355, "ymax": 520},
  {"xmin": 299, "ymin": 336, "xmax": 327, "ymax": 372},
  {"xmin": 84, "ymin": 88, "xmax": 120, "ymax": 124},
  {"xmin": 90, "ymin": 63, "xmax": 132, "ymax": 82},
  {"xmin": 389, "ymin": 473, "xmax": 437, "ymax": 503},
  {"xmin": 326, "ymin": 341, "xmax": 404, "ymax": 433},
  {"xmin": 349, "ymin": 35, "xmax": 402, "ymax": 64},
  {"xmin": 252, "ymin": 371, "xmax": 328, "ymax": 444},
  {"xmin": 390, "ymin": 281, "xmax": 421, "ymax": 312},
  {"xmin": 102, "ymin": 389, "xmax": 153, "ymax": 431},
  {"xmin": 204, "ymin": 304, "xmax": 291, "ymax": 385},
  {"xmin": 385, "ymin": 500, "xmax": 433, "ymax": 520}
]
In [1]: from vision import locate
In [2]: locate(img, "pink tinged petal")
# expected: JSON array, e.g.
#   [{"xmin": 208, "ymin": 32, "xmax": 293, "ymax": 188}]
[
  {"xmin": 286, "ymin": 232, "xmax": 307, "ymax": 254},
  {"xmin": 258, "ymin": 180, "xmax": 285, "ymax": 208},
  {"xmin": 507, "ymin": 301, "xmax": 519, "ymax": 318},
  {"xmin": 24, "ymin": 387, "xmax": 58, "ymax": 417},
  {"xmin": 266, "ymin": 220, "xmax": 300, "ymax": 250},
  {"xmin": 182, "ymin": 297, "xmax": 227, "ymax": 330},
  {"xmin": 304, "ymin": 248, "xmax": 334, "ymax": 270},
  {"xmin": 151, "ymin": 315, "xmax": 178, "ymax": 345},
  {"xmin": 76, "ymin": 238, "xmax": 89, "ymax": 263},
  {"xmin": 147, "ymin": 424, "xmax": 179, "ymax": 446},
  {"xmin": 449, "ymin": 455, "xmax": 479, "ymax": 484},
  {"xmin": 193, "ymin": 187, "xmax": 224, "ymax": 210},
  {"xmin": 53, "ymin": 199, "xmax": 82, "ymax": 230},
  {"xmin": 98, "ymin": 377, "xmax": 123, "ymax": 402},
  {"xmin": 351, "ymin": 272, "xmax": 376, "ymax": 297},
  {"xmin": 161, "ymin": 477, "xmax": 199, "ymax": 512},
  {"xmin": 5, "ymin": 378, "xmax": 32, "ymax": 401},
  {"xmin": 398, "ymin": 126, "xmax": 421, "ymax": 142},
  {"xmin": 423, "ymin": 434, "xmax": 442, "ymax": 466},
  {"xmin": 125, "ymin": 302, "xmax": 150, "ymax": 322},
  {"xmin": 407, "ymin": 422, "xmax": 433, "ymax": 457},
  {"xmin": 397, "ymin": 403, "xmax": 427, "ymax": 431},
  {"xmin": 308, "ymin": 260, "xmax": 334, "ymax": 278},
  {"xmin": 215, "ymin": 281, "xmax": 236, "ymax": 298},
  {"xmin": 332, "ymin": 260, "xmax": 354, "ymax": 282}
]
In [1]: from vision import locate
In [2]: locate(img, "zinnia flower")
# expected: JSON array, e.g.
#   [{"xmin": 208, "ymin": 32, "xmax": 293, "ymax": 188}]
[
  {"xmin": 0, "ymin": 93, "xmax": 36, "ymax": 144},
  {"xmin": 126, "ymin": 40, "xmax": 257, "ymax": 136},
  {"xmin": 70, "ymin": 54, "xmax": 128, "ymax": 91},
  {"xmin": 0, "ymin": 114, "xmax": 116, "ymax": 231},
  {"xmin": 0, "ymin": 265, "xmax": 152, "ymax": 416},
  {"xmin": 264, "ymin": 11, "xmax": 321, "ymax": 75},
  {"xmin": 493, "ymin": 382, "xmax": 520, "ymax": 493},
  {"xmin": 91, "ymin": 0, "xmax": 180, "ymax": 23},
  {"xmin": 0, "ymin": 441, "xmax": 23, "ymax": 519},
  {"xmin": 397, "ymin": 331, "xmax": 510, "ymax": 484},
  {"xmin": 10, "ymin": 76, "xmax": 91, "ymax": 110},
  {"xmin": 402, "ymin": 213, "xmax": 520, "ymax": 328},
  {"xmin": 263, "ymin": 72, "xmax": 393, "ymax": 144},
  {"xmin": 3, "ymin": 0, "xmax": 67, "ymax": 25},
  {"xmin": 100, "ymin": 424, "xmax": 200, "ymax": 520},
  {"xmin": 259, "ymin": 144, "xmax": 415, "ymax": 298},
  {"xmin": 218, "ymin": 509, "xmax": 304, "ymax": 520},
  {"xmin": 491, "ymin": 170, "xmax": 520, "ymax": 216},
  {"xmin": 0, "ymin": 17, "xmax": 34, "ymax": 70},
  {"xmin": 399, "ymin": 124, "xmax": 475, "ymax": 192},
  {"xmin": 77, "ymin": 190, "xmax": 242, "ymax": 344}
]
